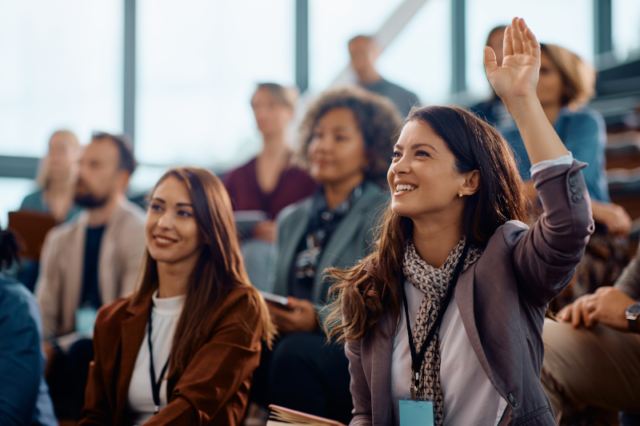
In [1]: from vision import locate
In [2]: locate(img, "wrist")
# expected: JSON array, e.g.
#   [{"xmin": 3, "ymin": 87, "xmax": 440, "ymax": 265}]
[
  {"xmin": 625, "ymin": 302, "xmax": 640, "ymax": 333},
  {"xmin": 503, "ymin": 94, "xmax": 541, "ymax": 122}
]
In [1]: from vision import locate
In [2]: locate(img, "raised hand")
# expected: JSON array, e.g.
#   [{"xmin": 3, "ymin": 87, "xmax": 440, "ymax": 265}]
[{"xmin": 484, "ymin": 17, "xmax": 540, "ymax": 108}]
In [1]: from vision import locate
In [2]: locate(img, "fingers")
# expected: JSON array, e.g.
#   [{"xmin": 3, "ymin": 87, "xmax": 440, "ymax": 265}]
[
  {"xmin": 484, "ymin": 46, "xmax": 498, "ymax": 75},
  {"xmin": 557, "ymin": 305, "xmax": 571, "ymax": 322},
  {"xmin": 511, "ymin": 17, "xmax": 525, "ymax": 55},
  {"xmin": 571, "ymin": 298, "xmax": 587, "ymax": 328},
  {"xmin": 503, "ymin": 25, "xmax": 514, "ymax": 57},
  {"xmin": 521, "ymin": 20, "xmax": 540, "ymax": 58}
]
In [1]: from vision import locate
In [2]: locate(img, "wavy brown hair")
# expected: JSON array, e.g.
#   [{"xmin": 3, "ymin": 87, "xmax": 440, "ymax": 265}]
[
  {"xmin": 298, "ymin": 86, "xmax": 403, "ymax": 188},
  {"xmin": 131, "ymin": 167, "xmax": 276, "ymax": 377},
  {"xmin": 324, "ymin": 106, "xmax": 528, "ymax": 342},
  {"xmin": 540, "ymin": 43, "xmax": 596, "ymax": 110}
]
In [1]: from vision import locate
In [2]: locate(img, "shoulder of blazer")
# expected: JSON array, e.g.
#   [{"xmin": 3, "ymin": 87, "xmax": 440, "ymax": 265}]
[
  {"xmin": 276, "ymin": 196, "xmax": 313, "ymax": 226},
  {"xmin": 494, "ymin": 220, "xmax": 530, "ymax": 248},
  {"xmin": 110, "ymin": 200, "xmax": 146, "ymax": 228}
]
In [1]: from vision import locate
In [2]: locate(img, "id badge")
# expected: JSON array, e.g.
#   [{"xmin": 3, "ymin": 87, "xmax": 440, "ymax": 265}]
[
  {"xmin": 399, "ymin": 396, "xmax": 434, "ymax": 426},
  {"xmin": 76, "ymin": 307, "xmax": 98, "ymax": 334}
]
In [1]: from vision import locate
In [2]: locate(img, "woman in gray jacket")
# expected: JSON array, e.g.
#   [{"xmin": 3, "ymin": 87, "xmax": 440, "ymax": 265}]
[{"xmin": 326, "ymin": 18, "xmax": 593, "ymax": 426}]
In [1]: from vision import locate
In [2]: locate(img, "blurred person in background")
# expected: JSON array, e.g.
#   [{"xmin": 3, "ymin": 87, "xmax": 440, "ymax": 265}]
[
  {"xmin": 16, "ymin": 130, "xmax": 82, "ymax": 292},
  {"xmin": 470, "ymin": 26, "xmax": 515, "ymax": 129},
  {"xmin": 224, "ymin": 83, "xmax": 317, "ymax": 291},
  {"xmin": 542, "ymin": 248, "xmax": 640, "ymax": 425},
  {"xmin": 80, "ymin": 167, "xmax": 275, "ymax": 426},
  {"xmin": 0, "ymin": 230, "xmax": 57, "ymax": 426},
  {"xmin": 348, "ymin": 35, "xmax": 420, "ymax": 117},
  {"xmin": 35, "ymin": 132, "xmax": 145, "ymax": 419},
  {"xmin": 21, "ymin": 130, "xmax": 82, "ymax": 223},
  {"xmin": 249, "ymin": 87, "xmax": 401, "ymax": 424},
  {"xmin": 500, "ymin": 43, "xmax": 632, "ymax": 307}
]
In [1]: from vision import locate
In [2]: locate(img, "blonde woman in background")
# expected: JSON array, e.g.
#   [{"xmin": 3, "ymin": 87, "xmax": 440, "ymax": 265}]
[{"xmin": 21, "ymin": 130, "xmax": 82, "ymax": 223}]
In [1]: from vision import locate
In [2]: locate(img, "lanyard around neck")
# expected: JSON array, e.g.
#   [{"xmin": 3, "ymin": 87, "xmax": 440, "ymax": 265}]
[
  {"xmin": 148, "ymin": 301, "xmax": 171, "ymax": 414},
  {"xmin": 400, "ymin": 242, "xmax": 470, "ymax": 400}
]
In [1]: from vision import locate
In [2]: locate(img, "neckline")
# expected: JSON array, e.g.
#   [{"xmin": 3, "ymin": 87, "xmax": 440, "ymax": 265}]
[{"xmin": 152, "ymin": 290, "xmax": 186, "ymax": 317}]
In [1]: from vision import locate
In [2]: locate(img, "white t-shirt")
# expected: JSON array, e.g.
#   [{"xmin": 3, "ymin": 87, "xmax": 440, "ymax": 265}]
[
  {"xmin": 126, "ymin": 291, "xmax": 185, "ymax": 426},
  {"xmin": 391, "ymin": 281, "xmax": 506, "ymax": 426}
]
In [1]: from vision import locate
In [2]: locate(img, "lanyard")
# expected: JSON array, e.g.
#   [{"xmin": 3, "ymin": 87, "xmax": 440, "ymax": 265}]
[
  {"xmin": 148, "ymin": 302, "xmax": 171, "ymax": 414},
  {"xmin": 400, "ymin": 242, "xmax": 469, "ymax": 400}
]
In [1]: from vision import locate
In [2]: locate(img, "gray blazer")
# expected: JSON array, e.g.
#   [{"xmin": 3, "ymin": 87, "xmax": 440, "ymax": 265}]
[
  {"xmin": 346, "ymin": 161, "xmax": 594, "ymax": 426},
  {"xmin": 270, "ymin": 181, "xmax": 388, "ymax": 306}
]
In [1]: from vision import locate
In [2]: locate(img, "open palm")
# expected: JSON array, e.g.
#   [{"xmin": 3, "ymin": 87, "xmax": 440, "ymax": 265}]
[{"xmin": 485, "ymin": 17, "xmax": 541, "ymax": 104}]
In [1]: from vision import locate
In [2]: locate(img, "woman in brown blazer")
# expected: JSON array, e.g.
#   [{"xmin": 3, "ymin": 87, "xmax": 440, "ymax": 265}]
[{"xmin": 80, "ymin": 167, "xmax": 275, "ymax": 426}]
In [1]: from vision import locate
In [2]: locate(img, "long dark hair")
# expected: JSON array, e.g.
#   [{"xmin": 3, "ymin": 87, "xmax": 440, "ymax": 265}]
[
  {"xmin": 131, "ymin": 167, "xmax": 276, "ymax": 377},
  {"xmin": 325, "ymin": 106, "xmax": 527, "ymax": 342},
  {"xmin": 0, "ymin": 230, "xmax": 19, "ymax": 271}
]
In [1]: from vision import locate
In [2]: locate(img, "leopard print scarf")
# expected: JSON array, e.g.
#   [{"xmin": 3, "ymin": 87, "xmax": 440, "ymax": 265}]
[{"xmin": 402, "ymin": 237, "xmax": 483, "ymax": 426}]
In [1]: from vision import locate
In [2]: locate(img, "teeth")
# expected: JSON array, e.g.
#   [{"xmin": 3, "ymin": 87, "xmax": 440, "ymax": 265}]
[
  {"xmin": 395, "ymin": 184, "xmax": 416, "ymax": 192},
  {"xmin": 156, "ymin": 237, "xmax": 174, "ymax": 243}
]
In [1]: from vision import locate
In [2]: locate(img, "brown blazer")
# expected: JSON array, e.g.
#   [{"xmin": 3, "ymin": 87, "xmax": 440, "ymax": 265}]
[
  {"xmin": 79, "ymin": 286, "xmax": 265, "ymax": 426},
  {"xmin": 346, "ymin": 161, "xmax": 595, "ymax": 426}
]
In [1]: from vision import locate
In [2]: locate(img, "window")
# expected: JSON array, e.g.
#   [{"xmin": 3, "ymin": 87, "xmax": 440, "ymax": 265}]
[
  {"xmin": 613, "ymin": 0, "xmax": 640, "ymax": 63},
  {"xmin": 0, "ymin": 178, "xmax": 36, "ymax": 228},
  {"xmin": 135, "ymin": 0, "xmax": 295, "ymax": 170},
  {"xmin": 0, "ymin": 0, "xmax": 123, "ymax": 158},
  {"xmin": 377, "ymin": 0, "xmax": 451, "ymax": 106},
  {"xmin": 308, "ymin": 0, "xmax": 405, "ymax": 93},
  {"xmin": 466, "ymin": 0, "xmax": 593, "ymax": 102}
]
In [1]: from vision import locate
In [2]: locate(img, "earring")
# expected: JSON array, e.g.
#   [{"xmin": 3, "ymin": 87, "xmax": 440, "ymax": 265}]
[{"xmin": 458, "ymin": 193, "xmax": 463, "ymax": 198}]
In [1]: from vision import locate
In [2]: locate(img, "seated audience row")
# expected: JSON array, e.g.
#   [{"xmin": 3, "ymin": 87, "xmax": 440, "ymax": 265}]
[{"xmin": 5, "ymin": 17, "xmax": 638, "ymax": 426}]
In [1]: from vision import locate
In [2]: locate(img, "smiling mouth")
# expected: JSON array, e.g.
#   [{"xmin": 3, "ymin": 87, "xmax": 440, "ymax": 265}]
[
  {"xmin": 395, "ymin": 184, "xmax": 416, "ymax": 193},
  {"xmin": 154, "ymin": 236, "xmax": 177, "ymax": 244}
]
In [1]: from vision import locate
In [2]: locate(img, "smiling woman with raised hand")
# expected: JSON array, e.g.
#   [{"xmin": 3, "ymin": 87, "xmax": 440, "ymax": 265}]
[
  {"xmin": 79, "ymin": 167, "xmax": 275, "ymax": 426},
  {"xmin": 325, "ymin": 18, "xmax": 594, "ymax": 426}
]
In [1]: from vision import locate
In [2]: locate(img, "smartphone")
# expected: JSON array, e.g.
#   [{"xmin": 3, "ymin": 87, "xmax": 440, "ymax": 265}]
[{"xmin": 260, "ymin": 291, "xmax": 290, "ymax": 308}]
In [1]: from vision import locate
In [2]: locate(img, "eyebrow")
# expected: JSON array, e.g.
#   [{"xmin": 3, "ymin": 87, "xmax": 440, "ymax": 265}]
[
  {"xmin": 151, "ymin": 198, "xmax": 192, "ymax": 207},
  {"xmin": 394, "ymin": 143, "xmax": 439, "ymax": 152}
]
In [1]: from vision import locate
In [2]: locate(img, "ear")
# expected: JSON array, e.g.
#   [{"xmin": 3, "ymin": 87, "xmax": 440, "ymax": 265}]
[
  {"xmin": 460, "ymin": 170, "xmax": 481, "ymax": 196},
  {"xmin": 117, "ymin": 170, "xmax": 132, "ymax": 194}
]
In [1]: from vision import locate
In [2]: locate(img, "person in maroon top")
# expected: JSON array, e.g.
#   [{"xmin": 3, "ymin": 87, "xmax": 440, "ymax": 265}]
[{"xmin": 224, "ymin": 83, "xmax": 318, "ymax": 290}]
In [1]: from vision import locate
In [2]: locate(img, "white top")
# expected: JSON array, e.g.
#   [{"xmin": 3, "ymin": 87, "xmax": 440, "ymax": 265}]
[
  {"xmin": 390, "ymin": 155, "xmax": 573, "ymax": 425},
  {"xmin": 126, "ymin": 291, "xmax": 186, "ymax": 426},
  {"xmin": 391, "ymin": 282, "xmax": 505, "ymax": 426}
]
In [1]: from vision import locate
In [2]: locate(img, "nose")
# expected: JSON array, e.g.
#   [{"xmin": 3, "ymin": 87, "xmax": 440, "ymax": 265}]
[
  {"xmin": 390, "ymin": 154, "xmax": 410, "ymax": 176},
  {"xmin": 156, "ymin": 210, "xmax": 174, "ymax": 230}
]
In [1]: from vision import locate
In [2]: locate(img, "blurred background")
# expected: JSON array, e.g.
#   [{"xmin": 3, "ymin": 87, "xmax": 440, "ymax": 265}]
[{"xmin": 1, "ymin": 0, "xmax": 639, "ymax": 228}]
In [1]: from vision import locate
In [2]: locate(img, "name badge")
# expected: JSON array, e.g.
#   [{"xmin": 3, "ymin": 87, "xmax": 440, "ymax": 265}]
[{"xmin": 399, "ymin": 397, "xmax": 434, "ymax": 426}]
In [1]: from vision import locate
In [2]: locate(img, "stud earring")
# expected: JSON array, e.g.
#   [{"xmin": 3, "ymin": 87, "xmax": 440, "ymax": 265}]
[{"xmin": 458, "ymin": 193, "xmax": 463, "ymax": 198}]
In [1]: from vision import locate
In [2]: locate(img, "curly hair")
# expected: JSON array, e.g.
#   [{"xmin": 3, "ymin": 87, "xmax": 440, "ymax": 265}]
[{"xmin": 297, "ymin": 86, "xmax": 403, "ymax": 188}]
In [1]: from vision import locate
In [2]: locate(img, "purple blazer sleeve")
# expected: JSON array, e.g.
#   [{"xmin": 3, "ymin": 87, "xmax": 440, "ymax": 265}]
[
  {"xmin": 509, "ymin": 160, "xmax": 594, "ymax": 306},
  {"xmin": 345, "ymin": 338, "xmax": 372, "ymax": 426}
]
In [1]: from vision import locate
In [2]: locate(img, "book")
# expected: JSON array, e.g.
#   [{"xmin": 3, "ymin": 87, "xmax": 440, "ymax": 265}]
[
  {"xmin": 267, "ymin": 405, "xmax": 347, "ymax": 426},
  {"xmin": 234, "ymin": 210, "xmax": 268, "ymax": 239}
]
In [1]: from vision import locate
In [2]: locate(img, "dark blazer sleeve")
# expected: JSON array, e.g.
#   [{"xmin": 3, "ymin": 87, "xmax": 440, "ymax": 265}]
[
  {"xmin": 509, "ymin": 160, "xmax": 594, "ymax": 306},
  {"xmin": 0, "ymin": 287, "xmax": 42, "ymax": 426},
  {"xmin": 144, "ymin": 288, "xmax": 264, "ymax": 426},
  {"xmin": 345, "ymin": 338, "xmax": 372, "ymax": 426}
]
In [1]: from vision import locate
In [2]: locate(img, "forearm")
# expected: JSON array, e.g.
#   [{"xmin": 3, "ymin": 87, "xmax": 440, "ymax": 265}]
[{"xmin": 506, "ymin": 96, "xmax": 568, "ymax": 164}]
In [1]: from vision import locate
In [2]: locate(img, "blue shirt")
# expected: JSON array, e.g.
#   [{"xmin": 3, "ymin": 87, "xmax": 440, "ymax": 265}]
[
  {"xmin": 500, "ymin": 107, "xmax": 610, "ymax": 202},
  {"xmin": 0, "ymin": 275, "xmax": 57, "ymax": 426}
]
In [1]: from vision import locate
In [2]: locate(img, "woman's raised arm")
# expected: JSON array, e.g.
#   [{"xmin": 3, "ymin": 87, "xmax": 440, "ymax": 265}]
[{"xmin": 485, "ymin": 17, "xmax": 568, "ymax": 164}]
